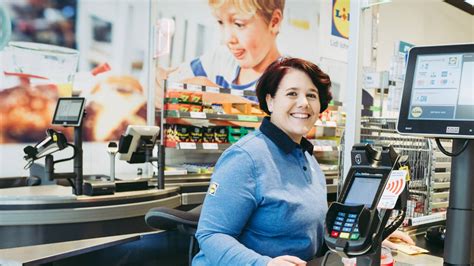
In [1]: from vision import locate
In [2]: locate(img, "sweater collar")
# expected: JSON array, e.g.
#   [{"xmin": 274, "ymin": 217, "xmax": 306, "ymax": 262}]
[{"xmin": 259, "ymin": 116, "xmax": 314, "ymax": 154}]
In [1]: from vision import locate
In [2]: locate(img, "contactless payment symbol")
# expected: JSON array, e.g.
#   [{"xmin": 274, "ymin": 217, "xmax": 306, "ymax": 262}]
[
  {"xmin": 385, "ymin": 178, "xmax": 404, "ymax": 195},
  {"xmin": 332, "ymin": 0, "xmax": 350, "ymax": 39},
  {"xmin": 208, "ymin": 182, "xmax": 219, "ymax": 196},
  {"xmin": 378, "ymin": 170, "xmax": 407, "ymax": 209}
]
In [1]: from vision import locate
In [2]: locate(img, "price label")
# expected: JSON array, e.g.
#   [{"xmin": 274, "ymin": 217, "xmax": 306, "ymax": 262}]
[
  {"xmin": 187, "ymin": 84, "xmax": 203, "ymax": 92},
  {"xmin": 205, "ymin": 86, "xmax": 220, "ymax": 93},
  {"xmin": 231, "ymin": 89, "xmax": 244, "ymax": 96},
  {"xmin": 190, "ymin": 112, "xmax": 206, "ymax": 119},
  {"xmin": 179, "ymin": 142, "xmax": 197, "ymax": 149},
  {"xmin": 169, "ymin": 82, "xmax": 184, "ymax": 89},
  {"xmin": 237, "ymin": 115, "xmax": 259, "ymax": 122},
  {"xmin": 326, "ymin": 121, "xmax": 337, "ymax": 127},
  {"xmin": 322, "ymin": 146, "xmax": 333, "ymax": 152},
  {"xmin": 202, "ymin": 143, "xmax": 218, "ymax": 150}
]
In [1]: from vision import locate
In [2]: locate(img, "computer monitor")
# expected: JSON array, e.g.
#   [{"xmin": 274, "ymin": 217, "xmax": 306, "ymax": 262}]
[
  {"xmin": 118, "ymin": 125, "xmax": 160, "ymax": 163},
  {"xmin": 52, "ymin": 97, "xmax": 86, "ymax": 127},
  {"xmin": 397, "ymin": 43, "xmax": 474, "ymax": 139}
]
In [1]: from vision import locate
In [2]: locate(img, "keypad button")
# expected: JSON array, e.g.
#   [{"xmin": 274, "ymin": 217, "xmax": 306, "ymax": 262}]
[
  {"xmin": 331, "ymin": 231, "xmax": 339, "ymax": 238},
  {"xmin": 337, "ymin": 212, "xmax": 346, "ymax": 217},
  {"xmin": 350, "ymin": 233, "xmax": 360, "ymax": 240},
  {"xmin": 353, "ymin": 227, "xmax": 359, "ymax": 233},
  {"xmin": 333, "ymin": 226, "xmax": 341, "ymax": 231},
  {"xmin": 344, "ymin": 223, "xmax": 354, "ymax": 228},
  {"xmin": 334, "ymin": 221, "xmax": 343, "ymax": 226},
  {"xmin": 346, "ymin": 218, "xmax": 356, "ymax": 223},
  {"xmin": 348, "ymin": 214, "xmax": 357, "ymax": 219},
  {"xmin": 339, "ymin": 232, "xmax": 350, "ymax": 239},
  {"xmin": 336, "ymin": 216, "xmax": 344, "ymax": 222},
  {"xmin": 342, "ymin": 227, "xmax": 352, "ymax": 232}
]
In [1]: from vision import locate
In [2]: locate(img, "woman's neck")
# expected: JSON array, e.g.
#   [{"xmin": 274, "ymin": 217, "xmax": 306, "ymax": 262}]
[{"xmin": 236, "ymin": 46, "xmax": 281, "ymax": 85}]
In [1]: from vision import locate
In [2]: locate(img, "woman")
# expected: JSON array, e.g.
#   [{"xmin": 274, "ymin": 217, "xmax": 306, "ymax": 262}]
[{"xmin": 193, "ymin": 57, "xmax": 332, "ymax": 265}]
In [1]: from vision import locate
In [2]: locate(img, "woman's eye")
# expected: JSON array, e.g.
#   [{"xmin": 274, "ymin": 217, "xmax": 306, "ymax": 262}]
[
  {"xmin": 286, "ymin": 92, "xmax": 297, "ymax": 96},
  {"xmin": 307, "ymin": 93, "xmax": 319, "ymax": 99},
  {"xmin": 234, "ymin": 23, "xmax": 244, "ymax": 28},
  {"xmin": 217, "ymin": 20, "xmax": 223, "ymax": 25}
]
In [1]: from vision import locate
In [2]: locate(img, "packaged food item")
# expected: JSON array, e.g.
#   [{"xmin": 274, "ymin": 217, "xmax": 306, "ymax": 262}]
[
  {"xmin": 213, "ymin": 126, "xmax": 228, "ymax": 143},
  {"xmin": 189, "ymin": 92, "xmax": 203, "ymax": 105},
  {"xmin": 176, "ymin": 125, "xmax": 190, "ymax": 142},
  {"xmin": 211, "ymin": 103, "xmax": 225, "ymax": 114},
  {"xmin": 202, "ymin": 127, "xmax": 215, "ymax": 142},
  {"xmin": 189, "ymin": 126, "xmax": 203, "ymax": 143},
  {"xmin": 189, "ymin": 104, "xmax": 203, "ymax": 112},
  {"xmin": 179, "ymin": 91, "xmax": 192, "ymax": 103}
]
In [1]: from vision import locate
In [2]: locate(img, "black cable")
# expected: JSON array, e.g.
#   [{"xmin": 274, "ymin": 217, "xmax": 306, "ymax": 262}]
[
  {"xmin": 66, "ymin": 178, "xmax": 76, "ymax": 191},
  {"xmin": 53, "ymin": 143, "xmax": 77, "ymax": 164},
  {"xmin": 320, "ymin": 250, "xmax": 332, "ymax": 266},
  {"xmin": 435, "ymin": 138, "xmax": 469, "ymax": 157}
]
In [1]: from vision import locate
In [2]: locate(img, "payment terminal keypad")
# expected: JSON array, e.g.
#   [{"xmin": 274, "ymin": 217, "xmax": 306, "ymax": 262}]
[{"xmin": 329, "ymin": 212, "xmax": 360, "ymax": 240}]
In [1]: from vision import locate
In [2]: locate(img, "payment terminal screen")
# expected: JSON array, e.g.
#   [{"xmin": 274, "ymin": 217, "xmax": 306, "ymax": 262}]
[{"xmin": 344, "ymin": 176, "xmax": 381, "ymax": 207}]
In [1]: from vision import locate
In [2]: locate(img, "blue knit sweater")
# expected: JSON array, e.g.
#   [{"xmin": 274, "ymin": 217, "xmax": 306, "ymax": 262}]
[{"xmin": 193, "ymin": 117, "xmax": 328, "ymax": 265}]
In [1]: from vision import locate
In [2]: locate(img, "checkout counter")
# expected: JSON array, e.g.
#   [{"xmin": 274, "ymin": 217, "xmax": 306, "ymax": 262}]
[{"xmin": 1, "ymin": 44, "xmax": 473, "ymax": 265}]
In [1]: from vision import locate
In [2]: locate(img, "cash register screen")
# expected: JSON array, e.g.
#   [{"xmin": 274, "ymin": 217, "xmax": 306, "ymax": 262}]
[
  {"xmin": 52, "ymin": 97, "xmax": 86, "ymax": 126},
  {"xmin": 344, "ymin": 176, "xmax": 381, "ymax": 207}
]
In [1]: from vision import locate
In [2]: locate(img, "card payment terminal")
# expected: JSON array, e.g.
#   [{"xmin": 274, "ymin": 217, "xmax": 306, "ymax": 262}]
[{"xmin": 324, "ymin": 144, "xmax": 409, "ymax": 264}]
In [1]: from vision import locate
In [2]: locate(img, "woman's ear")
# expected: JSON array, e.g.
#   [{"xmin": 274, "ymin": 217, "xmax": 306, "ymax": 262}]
[
  {"xmin": 269, "ymin": 9, "xmax": 283, "ymax": 35},
  {"xmin": 266, "ymin": 94, "xmax": 273, "ymax": 113}
]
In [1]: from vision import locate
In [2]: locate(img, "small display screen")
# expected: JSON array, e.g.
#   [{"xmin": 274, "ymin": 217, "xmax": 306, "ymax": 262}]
[
  {"xmin": 52, "ymin": 98, "xmax": 85, "ymax": 126},
  {"xmin": 344, "ymin": 176, "xmax": 381, "ymax": 207}
]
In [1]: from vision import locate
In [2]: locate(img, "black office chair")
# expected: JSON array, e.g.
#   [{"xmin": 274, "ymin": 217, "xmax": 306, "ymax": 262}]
[{"xmin": 145, "ymin": 205, "xmax": 202, "ymax": 265}]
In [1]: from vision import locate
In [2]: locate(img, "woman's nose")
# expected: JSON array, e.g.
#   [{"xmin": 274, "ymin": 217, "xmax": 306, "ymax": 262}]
[{"xmin": 297, "ymin": 95, "xmax": 309, "ymax": 108}]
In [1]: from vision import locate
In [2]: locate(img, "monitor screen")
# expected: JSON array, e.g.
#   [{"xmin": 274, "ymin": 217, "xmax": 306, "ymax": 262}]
[
  {"xmin": 52, "ymin": 97, "xmax": 86, "ymax": 126},
  {"xmin": 344, "ymin": 176, "xmax": 382, "ymax": 207},
  {"xmin": 397, "ymin": 44, "xmax": 474, "ymax": 138},
  {"xmin": 118, "ymin": 125, "xmax": 160, "ymax": 163}
]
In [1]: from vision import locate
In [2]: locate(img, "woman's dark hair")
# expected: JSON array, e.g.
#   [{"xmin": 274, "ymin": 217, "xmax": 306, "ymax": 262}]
[{"xmin": 256, "ymin": 57, "xmax": 332, "ymax": 115}]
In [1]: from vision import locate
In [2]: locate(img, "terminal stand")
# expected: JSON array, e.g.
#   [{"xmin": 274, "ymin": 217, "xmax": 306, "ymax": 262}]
[
  {"xmin": 444, "ymin": 139, "xmax": 473, "ymax": 265},
  {"xmin": 73, "ymin": 122, "xmax": 84, "ymax": 195}
]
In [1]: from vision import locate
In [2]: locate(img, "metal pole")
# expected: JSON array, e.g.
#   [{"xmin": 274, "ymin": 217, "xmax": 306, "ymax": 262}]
[
  {"xmin": 74, "ymin": 123, "xmax": 83, "ymax": 195},
  {"xmin": 444, "ymin": 139, "xmax": 473, "ymax": 265},
  {"xmin": 343, "ymin": 0, "xmax": 363, "ymax": 180}
]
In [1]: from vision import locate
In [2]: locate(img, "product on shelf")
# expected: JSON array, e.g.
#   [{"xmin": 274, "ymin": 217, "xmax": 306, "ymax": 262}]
[
  {"xmin": 202, "ymin": 127, "xmax": 215, "ymax": 142},
  {"xmin": 213, "ymin": 126, "xmax": 228, "ymax": 143},
  {"xmin": 189, "ymin": 126, "xmax": 203, "ymax": 143}
]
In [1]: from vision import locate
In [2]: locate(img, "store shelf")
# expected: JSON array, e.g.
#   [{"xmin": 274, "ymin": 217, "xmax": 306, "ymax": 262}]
[
  {"xmin": 165, "ymin": 141, "xmax": 231, "ymax": 151},
  {"xmin": 432, "ymin": 192, "xmax": 449, "ymax": 199},
  {"xmin": 161, "ymin": 110, "xmax": 263, "ymax": 122},
  {"xmin": 432, "ymin": 182, "xmax": 450, "ymax": 189},
  {"xmin": 431, "ymin": 201, "xmax": 449, "ymax": 209},
  {"xmin": 166, "ymin": 81, "xmax": 257, "ymax": 97},
  {"xmin": 434, "ymin": 162, "xmax": 451, "ymax": 169}
]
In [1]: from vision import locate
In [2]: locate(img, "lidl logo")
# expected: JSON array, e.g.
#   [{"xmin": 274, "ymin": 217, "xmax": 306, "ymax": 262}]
[
  {"xmin": 332, "ymin": 0, "xmax": 350, "ymax": 39},
  {"xmin": 208, "ymin": 182, "xmax": 219, "ymax": 196}
]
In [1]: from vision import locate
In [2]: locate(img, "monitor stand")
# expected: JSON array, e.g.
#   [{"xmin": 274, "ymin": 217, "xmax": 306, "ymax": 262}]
[{"xmin": 444, "ymin": 139, "xmax": 473, "ymax": 265}]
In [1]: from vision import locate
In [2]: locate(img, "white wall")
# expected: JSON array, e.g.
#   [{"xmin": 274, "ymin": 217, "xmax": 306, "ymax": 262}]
[{"xmin": 375, "ymin": 0, "xmax": 474, "ymax": 72}]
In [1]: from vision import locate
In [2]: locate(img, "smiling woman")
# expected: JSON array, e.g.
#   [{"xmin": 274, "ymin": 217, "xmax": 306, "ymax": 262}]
[
  {"xmin": 192, "ymin": 57, "xmax": 333, "ymax": 265},
  {"xmin": 256, "ymin": 58, "xmax": 333, "ymax": 141}
]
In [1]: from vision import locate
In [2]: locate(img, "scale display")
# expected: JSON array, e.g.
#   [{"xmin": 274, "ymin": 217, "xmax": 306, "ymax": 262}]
[{"xmin": 52, "ymin": 97, "xmax": 86, "ymax": 126}]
